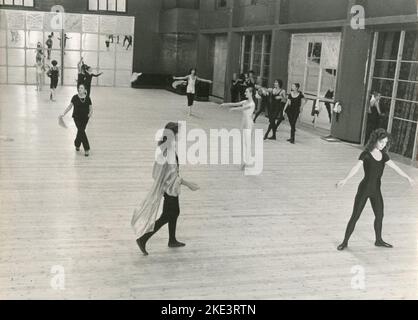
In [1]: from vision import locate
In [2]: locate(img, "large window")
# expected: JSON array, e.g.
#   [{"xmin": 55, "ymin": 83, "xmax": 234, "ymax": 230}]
[
  {"xmin": 365, "ymin": 30, "xmax": 418, "ymax": 161},
  {"xmin": 0, "ymin": 0, "xmax": 33, "ymax": 6},
  {"xmin": 89, "ymin": 0, "xmax": 126, "ymax": 13},
  {"xmin": 288, "ymin": 33, "xmax": 341, "ymax": 131},
  {"xmin": 239, "ymin": 33, "xmax": 271, "ymax": 86}
]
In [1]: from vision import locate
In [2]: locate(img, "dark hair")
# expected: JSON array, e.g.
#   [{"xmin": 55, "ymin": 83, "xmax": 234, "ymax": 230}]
[
  {"xmin": 189, "ymin": 68, "xmax": 197, "ymax": 75},
  {"xmin": 293, "ymin": 83, "xmax": 300, "ymax": 90},
  {"xmin": 365, "ymin": 128, "xmax": 391, "ymax": 152},
  {"xmin": 275, "ymin": 79, "xmax": 283, "ymax": 88},
  {"xmin": 78, "ymin": 83, "xmax": 86, "ymax": 90},
  {"xmin": 51, "ymin": 60, "xmax": 58, "ymax": 66},
  {"xmin": 239, "ymin": 73, "xmax": 246, "ymax": 81},
  {"xmin": 248, "ymin": 70, "xmax": 254, "ymax": 75},
  {"xmin": 158, "ymin": 122, "xmax": 179, "ymax": 146}
]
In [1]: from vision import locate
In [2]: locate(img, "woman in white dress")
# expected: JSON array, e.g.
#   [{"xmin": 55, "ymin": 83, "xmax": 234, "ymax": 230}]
[
  {"xmin": 173, "ymin": 68, "xmax": 212, "ymax": 116},
  {"xmin": 132, "ymin": 122, "xmax": 200, "ymax": 255},
  {"xmin": 220, "ymin": 87, "xmax": 256, "ymax": 170}
]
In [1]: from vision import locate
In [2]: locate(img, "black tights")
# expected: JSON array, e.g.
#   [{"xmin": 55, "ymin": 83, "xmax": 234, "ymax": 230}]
[
  {"xmin": 140, "ymin": 194, "xmax": 180, "ymax": 243},
  {"xmin": 342, "ymin": 189, "xmax": 384, "ymax": 244}
]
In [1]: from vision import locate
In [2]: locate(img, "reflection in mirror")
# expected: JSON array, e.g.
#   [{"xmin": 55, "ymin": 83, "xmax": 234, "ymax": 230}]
[
  {"xmin": 26, "ymin": 67, "xmax": 37, "ymax": 84},
  {"xmin": 8, "ymin": 48, "xmax": 25, "ymax": 66},
  {"xmin": 26, "ymin": 30, "xmax": 43, "ymax": 48},
  {"xmin": 81, "ymin": 51, "xmax": 98, "ymax": 68},
  {"xmin": 0, "ymin": 66, "xmax": 7, "ymax": 83},
  {"xmin": 63, "ymin": 68, "xmax": 78, "ymax": 85},
  {"xmin": 82, "ymin": 33, "xmax": 98, "ymax": 51},
  {"xmin": 0, "ymin": 48, "xmax": 6, "ymax": 65},
  {"xmin": 100, "ymin": 34, "xmax": 115, "ymax": 51},
  {"xmin": 115, "ymin": 70, "xmax": 131, "ymax": 87},
  {"xmin": 64, "ymin": 51, "xmax": 80, "ymax": 68},
  {"xmin": 8, "ymin": 30, "xmax": 25, "ymax": 48},
  {"xmin": 98, "ymin": 70, "xmax": 114, "ymax": 86},
  {"xmin": 60, "ymin": 32, "xmax": 80, "ymax": 50},
  {"xmin": 7, "ymin": 66, "xmax": 25, "ymax": 84},
  {"xmin": 0, "ymin": 30, "xmax": 6, "ymax": 47},
  {"xmin": 99, "ymin": 51, "xmax": 115, "ymax": 69},
  {"xmin": 116, "ymin": 51, "xmax": 132, "ymax": 70},
  {"xmin": 117, "ymin": 34, "xmax": 133, "ymax": 51},
  {"xmin": 44, "ymin": 31, "xmax": 61, "ymax": 51},
  {"xmin": 320, "ymin": 68, "xmax": 337, "ymax": 96}
]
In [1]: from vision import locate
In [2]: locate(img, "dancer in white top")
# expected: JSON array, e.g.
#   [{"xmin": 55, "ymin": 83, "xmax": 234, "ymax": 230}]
[
  {"xmin": 220, "ymin": 87, "xmax": 256, "ymax": 170},
  {"xmin": 173, "ymin": 68, "xmax": 212, "ymax": 116}
]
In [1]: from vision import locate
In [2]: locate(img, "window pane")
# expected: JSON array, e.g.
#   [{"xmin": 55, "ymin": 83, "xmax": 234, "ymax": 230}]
[
  {"xmin": 99, "ymin": 0, "xmax": 107, "ymax": 10},
  {"xmin": 394, "ymin": 100, "xmax": 418, "ymax": 122},
  {"xmin": 263, "ymin": 34, "xmax": 271, "ymax": 53},
  {"xmin": 117, "ymin": 0, "xmax": 126, "ymax": 12},
  {"xmin": 254, "ymin": 35, "xmax": 262, "ymax": 53},
  {"xmin": 14, "ymin": 0, "xmax": 23, "ymax": 5},
  {"xmin": 402, "ymin": 30, "xmax": 418, "ymax": 61},
  {"xmin": 4, "ymin": 0, "xmax": 13, "ymax": 5},
  {"xmin": 390, "ymin": 118, "xmax": 417, "ymax": 159},
  {"xmin": 306, "ymin": 67, "xmax": 320, "ymax": 94},
  {"xmin": 373, "ymin": 60, "xmax": 396, "ymax": 79},
  {"xmin": 244, "ymin": 35, "xmax": 252, "ymax": 52},
  {"xmin": 253, "ymin": 53, "xmax": 261, "ymax": 65},
  {"xmin": 23, "ymin": 0, "xmax": 33, "ymax": 6},
  {"xmin": 397, "ymin": 81, "xmax": 418, "ymax": 101},
  {"xmin": 399, "ymin": 62, "xmax": 418, "ymax": 82},
  {"xmin": 89, "ymin": 0, "xmax": 98, "ymax": 10},
  {"xmin": 371, "ymin": 78, "xmax": 393, "ymax": 97},
  {"xmin": 108, "ymin": 0, "xmax": 116, "ymax": 11},
  {"xmin": 376, "ymin": 31, "xmax": 400, "ymax": 60}
]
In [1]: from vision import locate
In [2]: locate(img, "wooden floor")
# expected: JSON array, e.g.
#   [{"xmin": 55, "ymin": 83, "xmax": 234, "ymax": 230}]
[{"xmin": 1, "ymin": 85, "xmax": 418, "ymax": 300}]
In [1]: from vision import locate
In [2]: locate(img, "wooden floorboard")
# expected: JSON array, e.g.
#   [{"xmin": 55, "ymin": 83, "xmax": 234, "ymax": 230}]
[{"xmin": 0, "ymin": 85, "xmax": 417, "ymax": 299}]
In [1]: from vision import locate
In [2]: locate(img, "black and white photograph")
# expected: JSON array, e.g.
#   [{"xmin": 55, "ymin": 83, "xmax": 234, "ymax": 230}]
[{"xmin": 1, "ymin": 0, "xmax": 418, "ymax": 307}]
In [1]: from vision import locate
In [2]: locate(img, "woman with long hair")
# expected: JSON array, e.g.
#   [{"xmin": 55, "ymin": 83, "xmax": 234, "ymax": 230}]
[
  {"xmin": 264, "ymin": 79, "xmax": 287, "ymax": 140},
  {"xmin": 220, "ymin": 87, "xmax": 256, "ymax": 171},
  {"xmin": 173, "ymin": 68, "xmax": 212, "ymax": 116},
  {"xmin": 132, "ymin": 122, "xmax": 200, "ymax": 256},
  {"xmin": 336, "ymin": 128, "xmax": 415, "ymax": 250},
  {"xmin": 60, "ymin": 83, "xmax": 93, "ymax": 157}
]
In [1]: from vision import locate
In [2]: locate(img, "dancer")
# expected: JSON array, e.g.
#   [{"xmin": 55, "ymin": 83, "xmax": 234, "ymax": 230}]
[
  {"xmin": 324, "ymin": 88, "xmax": 334, "ymax": 123},
  {"xmin": 238, "ymin": 73, "xmax": 247, "ymax": 101},
  {"xmin": 220, "ymin": 87, "xmax": 256, "ymax": 170},
  {"xmin": 173, "ymin": 68, "xmax": 212, "ymax": 116},
  {"xmin": 253, "ymin": 76, "xmax": 269, "ymax": 123},
  {"xmin": 336, "ymin": 129, "xmax": 415, "ymax": 251},
  {"xmin": 46, "ymin": 60, "xmax": 59, "ymax": 101},
  {"xmin": 35, "ymin": 42, "xmax": 44, "ymax": 64},
  {"xmin": 83, "ymin": 66, "xmax": 103, "ymax": 98},
  {"xmin": 60, "ymin": 84, "xmax": 93, "ymax": 157},
  {"xmin": 45, "ymin": 35, "xmax": 53, "ymax": 60},
  {"xmin": 283, "ymin": 83, "xmax": 306, "ymax": 144},
  {"xmin": 77, "ymin": 57, "xmax": 85, "ymax": 88},
  {"xmin": 230, "ymin": 73, "xmax": 242, "ymax": 103},
  {"xmin": 34, "ymin": 59, "xmax": 44, "ymax": 92},
  {"xmin": 132, "ymin": 122, "xmax": 200, "ymax": 256},
  {"xmin": 126, "ymin": 35, "xmax": 133, "ymax": 50},
  {"xmin": 366, "ymin": 91, "xmax": 383, "ymax": 142},
  {"xmin": 264, "ymin": 79, "xmax": 286, "ymax": 140}
]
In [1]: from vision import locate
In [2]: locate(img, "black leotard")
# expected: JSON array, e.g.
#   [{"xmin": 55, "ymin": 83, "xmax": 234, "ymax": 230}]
[{"xmin": 358, "ymin": 150, "xmax": 389, "ymax": 195}]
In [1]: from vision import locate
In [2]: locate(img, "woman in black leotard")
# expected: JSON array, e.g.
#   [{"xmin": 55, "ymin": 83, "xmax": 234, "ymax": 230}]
[
  {"xmin": 336, "ymin": 129, "xmax": 415, "ymax": 251},
  {"xmin": 264, "ymin": 79, "xmax": 286, "ymax": 140},
  {"xmin": 283, "ymin": 83, "xmax": 306, "ymax": 144}
]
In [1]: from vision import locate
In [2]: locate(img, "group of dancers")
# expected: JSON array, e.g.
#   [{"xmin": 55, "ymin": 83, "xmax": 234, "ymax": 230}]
[
  {"xmin": 131, "ymin": 68, "xmax": 415, "ymax": 256},
  {"xmin": 230, "ymin": 71, "xmax": 307, "ymax": 144}
]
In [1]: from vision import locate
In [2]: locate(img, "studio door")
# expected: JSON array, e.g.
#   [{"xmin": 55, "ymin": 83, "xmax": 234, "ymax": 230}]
[{"xmin": 212, "ymin": 35, "xmax": 228, "ymax": 98}]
